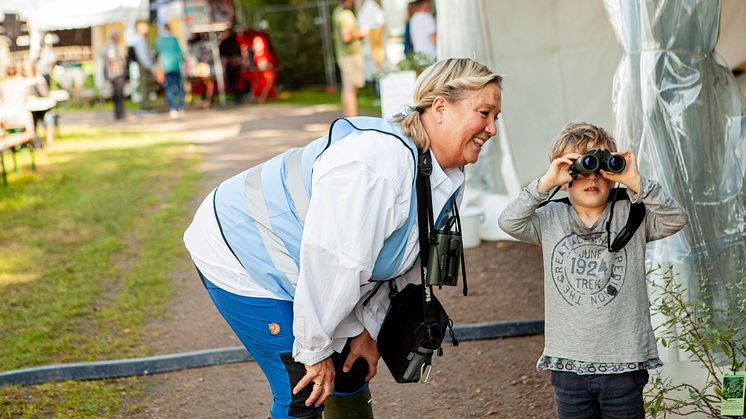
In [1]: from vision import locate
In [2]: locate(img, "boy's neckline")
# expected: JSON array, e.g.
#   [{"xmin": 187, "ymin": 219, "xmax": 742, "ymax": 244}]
[{"xmin": 571, "ymin": 202, "xmax": 610, "ymax": 229}]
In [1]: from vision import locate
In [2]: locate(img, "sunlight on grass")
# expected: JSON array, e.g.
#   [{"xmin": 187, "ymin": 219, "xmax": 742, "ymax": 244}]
[
  {"xmin": 273, "ymin": 87, "xmax": 382, "ymax": 115},
  {"xmin": 0, "ymin": 127, "xmax": 201, "ymax": 416}
]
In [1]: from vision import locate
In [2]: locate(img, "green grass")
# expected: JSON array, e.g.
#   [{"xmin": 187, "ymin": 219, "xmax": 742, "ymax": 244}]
[
  {"xmin": 273, "ymin": 87, "xmax": 382, "ymax": 115},
  {"xmin": 61, "ymin": 87, "xmax": 383, "ymax": 116},
  {"xmin": 0, "ymin": 127, "xmax": 201, "ymax": 417}
]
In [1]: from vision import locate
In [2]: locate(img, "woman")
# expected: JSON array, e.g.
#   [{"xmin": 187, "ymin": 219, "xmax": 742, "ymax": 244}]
[{"xmin": 184, "ymin": 58, "xmax": 502, "ymax": 419}]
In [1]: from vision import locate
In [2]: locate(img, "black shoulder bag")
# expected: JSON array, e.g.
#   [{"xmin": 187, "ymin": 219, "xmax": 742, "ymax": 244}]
[{"xmin": 376, "ymin": 150, "xmax": 464, "ymax": 383}]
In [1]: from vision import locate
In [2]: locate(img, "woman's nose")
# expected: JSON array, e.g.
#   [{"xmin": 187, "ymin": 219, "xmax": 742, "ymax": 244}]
[{"xmin": 485, "ymin": 119, "xmax": 497, "ymax": 136}]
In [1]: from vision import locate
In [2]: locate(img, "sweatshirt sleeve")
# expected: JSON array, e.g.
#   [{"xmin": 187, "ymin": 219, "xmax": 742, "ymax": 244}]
[
  {"xmin": 292, "ymin": 159, "xmax": 409, "ymax": 365},
  {"xmin": 626, "ymin": 176, "xmax": 689, "ymax": 242},
  {"xmin": 498, "ymin": 178, "xmax": 548, "ymax": 245}
]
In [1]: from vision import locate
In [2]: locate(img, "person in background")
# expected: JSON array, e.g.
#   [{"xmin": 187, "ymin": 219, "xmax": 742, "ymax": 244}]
[
  {"xmin": 0, "ymin": 66, "xmax": 35, "ymax": 137},
  {"xmin": 357, "ymin": 0, "xmax": 385, "ymax": 73},
  {"xmin": 35, "ymin": 37, "xmax": 56, "ymax": 88},
  {"xmin": 103, "ymin": 31, "xmax": 127, "ymax": 121},
  {"xmin": 409, "ymin": 0, "xmax": 437, "ymax": 61},
  {"xmin": 21, "ymin": 60, "xmax": 56, "ymax": 145},
  {"xmin": 402, "ymin": 1, "xmax": 416, "ymax": 58},
  {"xmin": 155, "ymin": 24, "xmax": 186, "ymax": 118},
  {"xmin": 219, "ymin": 29, "xmax": 243, "ymax": 104},
  {"xmin": 333, "ymin": 0, "xmax": 366, "ymax": 117},
  {"xmin": 183, "ymin": 58, "xmax": 502, "ymax": 419},
  {"xmin": 132, "ymin": 21, "xmax": 156, "ymax": 111}
]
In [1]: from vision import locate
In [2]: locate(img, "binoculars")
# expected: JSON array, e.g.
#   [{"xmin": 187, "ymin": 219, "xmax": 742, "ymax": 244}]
[
  {"xmin": 426, "ymin": 217, "xmax": 462, "ymax": 287},
  {"xmin": 571, "ymin": 149, "xmax": 626, "ymax": 178}
]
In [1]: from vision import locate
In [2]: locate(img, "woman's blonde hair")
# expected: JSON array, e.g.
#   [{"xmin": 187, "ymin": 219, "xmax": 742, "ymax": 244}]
[
  {"xmin": 548, "ymin": 122, "xmax": 618, "ymax": 161},
  {"xmin": 392, "ymin": 58, "xmax": 502, "ymax": 150}
]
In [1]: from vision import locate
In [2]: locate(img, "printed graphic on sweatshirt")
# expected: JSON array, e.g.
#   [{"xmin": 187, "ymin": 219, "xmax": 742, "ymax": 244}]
[{"xmin": 550, "ymin": 232, "xmax": 627, "ymax": 307}]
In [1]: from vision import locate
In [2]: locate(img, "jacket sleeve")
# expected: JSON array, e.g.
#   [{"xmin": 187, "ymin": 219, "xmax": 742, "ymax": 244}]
[
  {"xmin": 497, "ymin": 178, "xmax": 548, "ymax": 245},
  {"xmin": 626, "ymin": 176, "xmax": 688, "ymax": 242},
  {"xmin": 292, "ymin": 159, "xmax": 409, "ymax": 365}
]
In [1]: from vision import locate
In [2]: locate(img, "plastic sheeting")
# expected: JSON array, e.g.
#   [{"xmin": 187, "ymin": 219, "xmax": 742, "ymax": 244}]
[{"xmin": 604, "ymin": 0, "xmax": 745, "ymax": 321}]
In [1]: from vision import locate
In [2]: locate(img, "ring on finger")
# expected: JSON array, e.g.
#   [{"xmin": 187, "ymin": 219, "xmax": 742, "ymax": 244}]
[{"xmin": 313, "ymin": 381, "xmax": 324, "ymax": 388}]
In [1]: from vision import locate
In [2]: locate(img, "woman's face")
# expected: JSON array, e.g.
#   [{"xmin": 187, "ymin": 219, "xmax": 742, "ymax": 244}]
[{"xmin": 428, "ymin": 83, "xmax": 502, "ymax": 169}]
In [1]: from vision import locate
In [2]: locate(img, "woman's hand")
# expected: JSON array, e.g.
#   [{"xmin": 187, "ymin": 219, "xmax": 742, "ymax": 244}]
[
  {"xmin": 293, "ymin": 357, "xmax": 335, "ymax": 408},
  {"xmin": 538, "ymin": 153, "xmax": 581, "ymax": 192},
  {"xmin": 343, "ymin": 329, "xmax": 379, "ymax": 382},
  {"xmin": 600, "ymin": 149, "xmax": 641, "ymax": 194}
]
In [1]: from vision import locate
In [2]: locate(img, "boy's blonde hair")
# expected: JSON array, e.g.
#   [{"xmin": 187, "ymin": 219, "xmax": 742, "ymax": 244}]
[
  {"xmin": 392, "ymin": 58, "xmax": 502, "ymax": 151},
  {"xmin": 548, "ymin": 122, "xmax": 618, "ymax": 161}
]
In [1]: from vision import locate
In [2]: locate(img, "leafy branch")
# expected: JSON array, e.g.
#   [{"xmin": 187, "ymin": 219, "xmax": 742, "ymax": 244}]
[{"xmin": 645, "ymin": 264, "xmax": 746, "ymax": 418}]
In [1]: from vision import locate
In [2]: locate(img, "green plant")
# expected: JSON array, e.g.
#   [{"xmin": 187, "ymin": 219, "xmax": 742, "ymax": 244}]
[
  {"xmin": 645, "ymin": 264, "xmax": 746, "ymax": 418},
  {"xmin": 396, "ymin": 52, "xmax": 436, "ymax": 75}
]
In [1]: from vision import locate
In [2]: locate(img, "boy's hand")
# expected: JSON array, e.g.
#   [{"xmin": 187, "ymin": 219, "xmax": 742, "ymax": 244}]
[
  {"xmin": 538, "ymin": 153, "xmax": 581, "ymax": 193},
  {"xmin": 600, "ymin": 149, "xmax": 641, "ymax": 193}
]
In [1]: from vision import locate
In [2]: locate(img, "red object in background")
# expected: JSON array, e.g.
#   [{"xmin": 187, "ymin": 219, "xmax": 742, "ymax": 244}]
[
  {"xmin": 191, "ymin": 29, "xmax": 279, "ymax": 101},
  {"xmin": 237, "ymin": 30, "xmax": 279, "ymax": 99}
]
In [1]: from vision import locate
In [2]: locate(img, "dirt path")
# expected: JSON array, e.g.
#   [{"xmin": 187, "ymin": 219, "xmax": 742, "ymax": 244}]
[{"xmin": 69, "ymin": 105, "xmax": 555, "ymax": 418}]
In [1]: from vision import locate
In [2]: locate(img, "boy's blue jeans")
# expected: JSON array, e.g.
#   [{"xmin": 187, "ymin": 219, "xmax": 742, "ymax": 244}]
[{"xmin": 551, "ymin": 369, "xmax": 649, "ymax": 419}]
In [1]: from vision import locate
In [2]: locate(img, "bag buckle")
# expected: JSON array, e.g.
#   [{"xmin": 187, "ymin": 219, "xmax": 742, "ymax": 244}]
[{"xmin": 420, "ymin": 363, "xmax": 432, "ymax": 383}]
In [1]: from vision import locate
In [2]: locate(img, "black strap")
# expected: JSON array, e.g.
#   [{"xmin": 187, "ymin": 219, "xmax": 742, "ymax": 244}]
[
  {"xmin": 451, "ymin": 199, "xmax": 468, "ymax": 296},
  {"xmin": 415, "ymin": 150, "xmax": 438, "ymax": 326},
  {"xmin": 607, "ymin": 192, "xmax": 646, "ymax": 252}
]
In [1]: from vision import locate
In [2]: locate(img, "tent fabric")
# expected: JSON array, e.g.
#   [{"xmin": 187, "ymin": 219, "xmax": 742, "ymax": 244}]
[
  {"xmin": 2, "ymin": 0, "xmax": 147, "ymax": 31},
  {"xmin": 436, "ymin": 0, "xmax": 622, "ymax": 241},
  {"xmin": 437, "ymin": 0, "xmax": 622, "ymax": 189},
  {"xmin": 605, "ymin": 0, "xmax": 745, "ymax": 332}
]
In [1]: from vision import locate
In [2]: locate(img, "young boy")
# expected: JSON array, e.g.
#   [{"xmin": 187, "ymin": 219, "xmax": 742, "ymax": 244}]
[{"xmin": 498, "ymin": 122, "xmax": 688, "ymax": 418}]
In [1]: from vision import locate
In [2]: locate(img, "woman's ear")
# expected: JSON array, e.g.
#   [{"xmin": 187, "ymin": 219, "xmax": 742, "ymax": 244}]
[{"xmin": 431, "ymin": 96, "xmax": 447, "ymax": 120}]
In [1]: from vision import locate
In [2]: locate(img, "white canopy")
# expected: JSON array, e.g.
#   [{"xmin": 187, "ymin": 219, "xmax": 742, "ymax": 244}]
[{"xmin": 1, "ymin": 0, "xmax": 148, "ymax": 31}]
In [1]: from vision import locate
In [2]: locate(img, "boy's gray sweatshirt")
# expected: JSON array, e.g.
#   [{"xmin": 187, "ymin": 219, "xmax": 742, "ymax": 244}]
[{"xmin": 498, "ymin": 176, "xmax": 688, "ymax": 363}]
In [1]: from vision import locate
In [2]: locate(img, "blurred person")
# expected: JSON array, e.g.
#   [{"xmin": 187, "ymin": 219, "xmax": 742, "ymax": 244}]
[
  {"xmin": 403, "ymin": 2, "xmax": 416, "ymax": 58},
  {"xmin": 0, "ymin": 66, "xmax": 35, "ymax": 136},
  {"xmin": 409, "ymin": 0, "xmax": 436, "ymax": 61},
  {"xmin": 103, "ymin": 31, "xmax": 127, "ymax": 121},
  {"xmin": 357, "ymin": 0, "xmax": 385, "ymax": 73},
  {"xmin": 184, "ymin": 58, "xmax": 502, "ymax": 419},
  {"xmin": 219, "ymin": 29, "xmax": 243, "ymax": 104},
  {"xmin": 22, "ymin": 60, "xmax": 56, "ymax": 144},
  {"xmin": 35, "ymin": 37, "xmax": 57, "ymax": 88},
  {"xmin": 132, "ymin": 21, "xmax": 156, "ymax": 111},
  {"xmin": 155, "ymin": 24, "xmax": 185, "ymax": 118},
  {"xmin": 333, "ymin": 0, "xmax": 365, "ymax": 117}
]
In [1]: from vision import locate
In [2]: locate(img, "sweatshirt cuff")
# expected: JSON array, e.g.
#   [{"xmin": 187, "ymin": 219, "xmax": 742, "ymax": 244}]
[
  {"xmin": 525, "ymin": 178, "xmax": 551, "ymax": 202},
  {"xmin": 626, "ymin": 175, "xmax": 653, "ymax": 204},
  {"xmin": 292, "ymin": 341, "xmax": 335, "ymax": 366}
]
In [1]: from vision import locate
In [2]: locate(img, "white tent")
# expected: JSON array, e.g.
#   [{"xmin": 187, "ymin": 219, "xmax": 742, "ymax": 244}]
[
  {"xmin": 1, "ymin": 0, "xmax": 147, "ymax": 32},
  {"xmin": 1, "ymin": 0, "xmax": 148, "ymax": 94}
]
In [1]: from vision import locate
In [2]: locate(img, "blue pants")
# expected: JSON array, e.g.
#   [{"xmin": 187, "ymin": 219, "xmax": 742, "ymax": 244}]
[
  {"xmin": 551, "ymin": 370, "xmax": 649, "ymax": 419},
  {"xmin": 202, "ymin": 276, "xmax": 369, "ymax": 419},
  {"xmin": 164, "ymin": 71, "xmax": 185, "ymax": 112}
]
